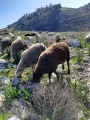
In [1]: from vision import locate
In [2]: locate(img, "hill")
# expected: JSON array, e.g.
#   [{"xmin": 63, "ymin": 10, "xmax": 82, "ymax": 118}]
[{"xmin": 7, "ymin": 3, "xmax": 90, "ymax": 31}]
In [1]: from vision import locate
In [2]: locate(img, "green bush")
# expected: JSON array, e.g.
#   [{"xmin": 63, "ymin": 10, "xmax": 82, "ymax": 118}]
[
  {"xmin": 71, "ymin": 79, "xmax": 89, "ymax": 102},
  {"xmin": 76, "ymin": 48, "xmax": 84, "ymax": 67},
  {"xmin": 4, "ymin": 85, "xmax": 30, "ymax": 101}
]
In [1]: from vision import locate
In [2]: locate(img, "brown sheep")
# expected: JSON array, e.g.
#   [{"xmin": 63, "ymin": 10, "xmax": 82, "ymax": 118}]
[
  {"xmin": 1, "ymin": 37, "xmax": 12, "ymax": 54},
  {"xmin": 11, "ymin": 36, "xmax": 27, "ymax": 58},
  {"xmin": 33, "ymin": 42, "xmax": 70, "ymax": 83}
]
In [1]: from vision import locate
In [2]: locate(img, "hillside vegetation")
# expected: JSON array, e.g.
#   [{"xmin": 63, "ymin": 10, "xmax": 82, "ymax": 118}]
[
  {"xmin": 7, "ymin": 3, "xmax": 90, "ymax": 31},
  {"xmin": 0, "ymin": 30, "xmax": 90, "ymax": 119}
]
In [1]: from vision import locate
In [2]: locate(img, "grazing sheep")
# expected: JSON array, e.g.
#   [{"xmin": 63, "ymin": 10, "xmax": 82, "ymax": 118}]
[
  {"xmin": 24, "ymin": 32, "xmax": 36, "ymax": 37},
  {"xmin": 85, "ymin": 32, "xmax": 90, "ymax": 42},
  {"xmin": 48, "ymin": 32, "xmax": 54, "ymax": 37},
  {"xmin": 55, "ymin": 33, "xmax": 61, "ymax": 42},
  {"xmin": 36, "ymin": 33, "xmax": 41, "ymax": 43},
  {"xmin": 33, "ymin": 42, "xmax": 70, "ymax": 83},
  {"xmin": 1, "ymin": 37, "xmax": 12, "ymax": 54},
  {"xmin": 11, "ymin": 36, "xmax": 27, "ymax": 58},
  {"xmin": 16, "ymin": 43, "xmax": 46, "ymax": 77},
  {"xmin": 62, "ymin": 37, "xmax": 66, "ymax": 40},
  {"xmin": 24, "ymin": 32, "xmax": 41, "ymax": 43}
]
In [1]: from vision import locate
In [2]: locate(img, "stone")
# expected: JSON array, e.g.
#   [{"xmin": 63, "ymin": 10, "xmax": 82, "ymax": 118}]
[
  {"xmin": 31, "ymin": 115, "xmax": 37, "ymax": 120},
  {"xmin": 0, "ymin": 59, "xmax": 8, "ymax": 68},
  {"xmin": 27, "ymin": 83, "xmax": 39, "ymax": 93},
  {"xmin": 1, "ymin": 77, "xmax": 10, "ymax": 85},
  {"xmin": 0, "ymin": 93, "xmax": 5, "ymax": 107},
  {"xmin": 12, "ymin": 77, "xmax": 20, "ymax": 86},
  {"xmin": 8, "ymin": 115, "xmax": 20, "ymax": 120},
  {"xmin": 0, "ymin": 35, "xmax": 3, "ymax": 41},
  {"xmin": 18, "ymin": 84, "xmax": 25, "ymax": 90},
  {"xmin": 65, "ymin": 39, "xmax": 81, "ymax": 47}
]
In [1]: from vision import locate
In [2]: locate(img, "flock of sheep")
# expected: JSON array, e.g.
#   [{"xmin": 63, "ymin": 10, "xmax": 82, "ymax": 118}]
[{"xmin": 0, "ymin": 31, "xmax": 90, "ymax": 84}]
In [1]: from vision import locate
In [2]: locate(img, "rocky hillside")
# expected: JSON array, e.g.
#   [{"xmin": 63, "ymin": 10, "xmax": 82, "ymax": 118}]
[{"xmin": 7, "ymin": 3, "xmax": 90, "ymax": 32}]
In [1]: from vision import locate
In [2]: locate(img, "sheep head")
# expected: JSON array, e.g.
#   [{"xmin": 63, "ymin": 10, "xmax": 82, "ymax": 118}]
[{"xmin": 32, "ymin": 72, "xmax": 42, "ymax": 83}]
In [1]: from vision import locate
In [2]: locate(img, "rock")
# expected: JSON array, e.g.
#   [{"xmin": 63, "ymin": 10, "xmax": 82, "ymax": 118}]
[
  {"xmin": 9, "ymin": 32, "xmax": 15, "ymax": 38},
  {"xmin": 11, "ymin": 99, "xmax": 31, "ymax": 119},
  {"xmin": 83, "ymin": 57, "xmax": 90, "ymax": 63},
  {"xmin": 27, "ymin": 36, "xmax": 33, "ymax": 41},
  {"xmin": 0, "ymin": 93, "xmax": 5, "ymax": 107},
  {"xmin": 87, "ymin": 68, "xmax": 90, "ymax": 72},
  {"xmin": 27, "ymin": 82, "xmax": 39, "ymax": 93},
  {"xmin": 0, "ymin": 35, "xmax": 3, "ymax": 41},
  {"xmin": 12, "ymin": 77, "xmax": 20, "ymax": 86},
  {"xmin": 65, "ymin": 39, "xmax": 81, "ymax": 47},
  {"xmin": 66, "ymin": 34, "xmax": 76, "ymax": 40},
  {"xmin": 12, "ymin": 64, "xmax": 17, "ymax": 68},
  {"xmin": 31, "ymin": 115, "xmax": 37, "ymax": 120},
  {"xmin": 8, "ymin": 115, "xmax": 20, "ymax": 120},
  {"xmin": 0, "ymin": 59, "xmax": 8, "ymax": 68},
  {"xmin": 78, "ymin": 110, "xmax": 84, "ymax": 119},
  {"xmin": 1, "ymin": 77, "xmax": 10, "ymax": 85},
  {"xmin": 18, "ymin": 84, "xmax": 25, "ymax": 90}
]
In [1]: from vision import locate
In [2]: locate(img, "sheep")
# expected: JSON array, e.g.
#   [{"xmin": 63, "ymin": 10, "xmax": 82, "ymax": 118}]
[
  {"xmin": 16, "ymin": 43, "xmax": 46, "ymax": 77},
  {"xmin": 1, "ymin": 37, "xmax": 12, "ymax": 54},
  {"xmin": 11, "ymin": 36, "xmax": 27, "ymax": 58},
  {"xmin": 55, "ymin": 33, "xmax": 61, "ymax": 42},
  {"xmin": 85, "ymin": 32, "xmax": 90, "ymax": 42},
  {"xmin": 36, "ymin": 33, "xmax": 41, "ymax": 43},
  {"xmin": 24, "ymin": 32, "xmax": 41, "ymax": 43},
  {"xmin": 48, "ymin": 32, "xmax": 54, "ymax": 37},
  {"xmin": 33, "ymin": 42, "xmax": 70, "ymax": 83},
  {"xmin": 24, "ymin": 32, "xmax": 36, "ymax": 37}
]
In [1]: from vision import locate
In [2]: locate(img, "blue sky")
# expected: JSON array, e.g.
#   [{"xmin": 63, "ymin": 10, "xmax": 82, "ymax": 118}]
[{"xmin": 0, "ymin": 0, "xmax": 90, "ymax": 29}]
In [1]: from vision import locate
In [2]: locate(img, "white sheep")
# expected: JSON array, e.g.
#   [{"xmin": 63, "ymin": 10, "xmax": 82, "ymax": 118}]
[
  {"xmin": 85, "ymin": 32, "xmax": 90, "ymax": 42},
  {"xmin": 55, "ymin": 33, "xmax": 61, "ymax": 42},
  {"xmin": 36, "ymin": 34, "xmax": 41, "ymax": 43},
  {"xmin": 16, "ymin": 43, "xmax": 46, "ymax": 77}
]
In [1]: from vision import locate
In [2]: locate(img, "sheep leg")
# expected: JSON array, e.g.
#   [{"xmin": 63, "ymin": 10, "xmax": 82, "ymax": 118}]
[
  {"xmin": 48, "ymin": 73, "xmax": 52, "ymax": 83},
  {"xmin": 67, "ymin": 60, "xmax": 70, "ymax": 75},
  {"xmin": 54, "ymin": 71, "xmax": 59, "ymax": 80},
  {"xmin": 62, "ymin": 63, "xmax": 64, "ymax": 74}
]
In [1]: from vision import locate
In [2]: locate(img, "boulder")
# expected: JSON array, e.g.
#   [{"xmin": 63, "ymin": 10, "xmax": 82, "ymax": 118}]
[
  {"xmin": 65, "ymin": 39, "xmax": 81, "ymax": 47},
  {"xmin": 0, "ymin": 59, "xmax": 8, "ymax": 68}
]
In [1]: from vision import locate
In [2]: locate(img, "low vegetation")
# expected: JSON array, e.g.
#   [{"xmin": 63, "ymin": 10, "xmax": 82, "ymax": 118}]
[{"xmin": 0, "ymin": 30, "xmax": 90, "ymax": 119}]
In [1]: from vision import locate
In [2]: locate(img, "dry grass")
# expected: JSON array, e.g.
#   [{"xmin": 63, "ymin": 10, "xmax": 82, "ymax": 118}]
[{"xmin": 31, "ymin": 81, "xmax": 79, "ymax": 120}]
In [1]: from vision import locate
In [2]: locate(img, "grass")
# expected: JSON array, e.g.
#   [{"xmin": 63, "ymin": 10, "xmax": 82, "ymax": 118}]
[
  {"xmin": 4, "ymin": 84, "xmax": 30, "ymax": 101},
  {"xmin": 0, "ymin": 113, "xmax": 9, "ymax": 120},
  {"xmin": 0, "ymin": 30, "xmax": 90, "ymax": 119}
]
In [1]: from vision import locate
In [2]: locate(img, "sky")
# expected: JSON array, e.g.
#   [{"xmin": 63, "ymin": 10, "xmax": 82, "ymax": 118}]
[{"xmin": 0, "ymin": 0, "xmax": 90, "ymax": 29}]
